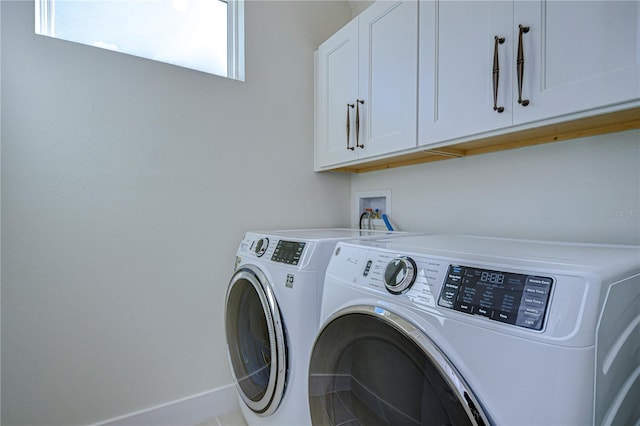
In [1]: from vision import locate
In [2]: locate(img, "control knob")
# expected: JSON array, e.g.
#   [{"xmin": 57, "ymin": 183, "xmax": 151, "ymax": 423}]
[
  {"xmin": 254, "ymin": 238, "xmax": 269, "ymax": 257},
  {"xmin": 384, "ymin": 256, "xmax": 417, "ymax": 294}
]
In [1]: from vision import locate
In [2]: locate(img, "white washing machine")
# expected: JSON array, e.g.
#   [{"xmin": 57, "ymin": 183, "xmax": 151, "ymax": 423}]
[
  {"xmin": 309, "ymin": 235, "xmax": 640, "ymax": 425},
  {"xmin": 225, "ymin": 228, "xmax": 408, "ymax": 426}
]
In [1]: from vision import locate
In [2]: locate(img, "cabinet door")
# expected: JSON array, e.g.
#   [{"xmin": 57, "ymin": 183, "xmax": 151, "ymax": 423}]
[
  {"xmin": 420, "ymin": 1, "xmax": 513, "ymax": 147},
  {"xmin": 358, "ymin": 0, "xmax": 418, "ymax": 157},
  {"xmin": 513, "ymin": 1, "xmax": 640, "ymax": 124},
  {"xmin": 316, "ymin": 20, "xmax": 359, "ymax": 168}
]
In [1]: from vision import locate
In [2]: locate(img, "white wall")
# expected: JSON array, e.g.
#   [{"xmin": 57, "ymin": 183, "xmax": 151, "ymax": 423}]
[
  {"xmin": 1, "ymin": 1, "xmax": 351, "ymax": 425},
  {"xmin": 352, "ymin": 129, "xmax": 640, "ymax": 245}
]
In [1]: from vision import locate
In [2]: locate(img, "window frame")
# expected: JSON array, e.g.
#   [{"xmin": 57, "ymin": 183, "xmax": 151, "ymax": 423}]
[{"xmin": 34, "ymin": 0, "xmax": 245, "ymax": 81}]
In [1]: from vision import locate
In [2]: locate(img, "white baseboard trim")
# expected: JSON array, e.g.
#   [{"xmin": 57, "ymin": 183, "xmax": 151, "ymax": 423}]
[{"xmin": 93, "ymin": 383, "xmax": 239, "ymax": 426}]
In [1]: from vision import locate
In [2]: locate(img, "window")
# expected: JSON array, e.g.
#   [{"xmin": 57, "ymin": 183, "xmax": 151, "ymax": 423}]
[{"xmin": 35, "ymin": 0, "xmax": 244, "ymax": 80}]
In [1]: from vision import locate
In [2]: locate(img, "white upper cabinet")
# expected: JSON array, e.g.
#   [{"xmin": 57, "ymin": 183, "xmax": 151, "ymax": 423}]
[
  {"xmin": 419, "ymin": 0, "xmax": 640, "ymax": 147},
  {"xmin": 316, "ymin": 20, "xmax": 359, "ymax": 167},
  {"xmin": 419, "ymin": 1, "xmax": 514, "ymax": 144},
  {"xmin": 315, "ymin": 0, "xmax": 418, "ymax": 170},
  {"xmin": 514, "ymin": 1, "xmax": 640, "ymax": 124},
  {"xmin": 316, "ymin": 0, "xmax": 638, "ymax": 172}
]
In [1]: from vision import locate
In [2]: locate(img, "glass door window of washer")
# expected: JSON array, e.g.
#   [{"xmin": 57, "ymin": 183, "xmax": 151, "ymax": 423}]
[
  {"xmin": 309, "ymin": 311, "xmax": 488, "ymax": 425},
  {"xmin": 226, "ymin": 268, "xmax": 287, "ymax": 415}
]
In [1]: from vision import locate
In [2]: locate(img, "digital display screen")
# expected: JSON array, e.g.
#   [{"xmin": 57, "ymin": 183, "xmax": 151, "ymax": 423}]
[
  {"xmin": 271, "ymin": 240, "xmax": 305, "ymax": 265},
  {"xmin": 438, "ymin": 265, "xmax": 553, "ymax": 331}
]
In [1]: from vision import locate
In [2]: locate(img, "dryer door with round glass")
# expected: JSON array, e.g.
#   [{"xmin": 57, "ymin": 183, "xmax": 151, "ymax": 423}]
[
  {"xmin": 308, "ymin": 306, "xmax": 490, "ymax": 426},
  {"xmin": 225, "ymin": 266, "xmax": 287, "ymax": 416}
]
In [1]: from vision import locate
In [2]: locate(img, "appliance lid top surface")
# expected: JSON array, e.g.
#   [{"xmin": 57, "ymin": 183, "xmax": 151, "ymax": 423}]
[
  {"xmin": 251, "ymin": 228, "xmax": 404, "ymax": 241},
  {"xmin": 350, "ymin": 234, "xmax": 640, "ymax": 272}
]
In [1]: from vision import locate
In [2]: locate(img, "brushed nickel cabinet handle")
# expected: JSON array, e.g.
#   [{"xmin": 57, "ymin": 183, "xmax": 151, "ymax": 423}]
[
  {"xmin": 346, "ymin": 103, "xmax": 355, "ymax": 150},
  {"xmin": 493, "ymin": 36, "xmax": 505, "ymax": 113},
  {"xmin": 355, "ymin": 99, "xmax": 365, "ymax": 148},
  {"xmin": 517, "ymin": 24, "xmax": 530, "ymax": 107}
]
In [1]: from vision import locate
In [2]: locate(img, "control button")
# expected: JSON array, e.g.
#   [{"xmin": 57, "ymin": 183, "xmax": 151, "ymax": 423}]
[
  {"xmin": 522, "ymin": 295, "xmax": 546, "ymax": 306},
  {"xmin": 475, "ymin": 307, "xmax": 492, "ymax": 318},
  {"xmin": 522, "ymin": 306, "xmax": 543, "ymax": 317},
  {"xmin": 254, "ymin": 238, "xmax": 269, "ymax": 257},
  {"xmin": 384, "ymin": 256, "xmax": 417, "ymax": 294},
  {"xmin": 494, "ymin": 311, "xmax": 516, "ymax": 324},
  {"xmin": 526, "ymin": 276, "xmax": 553, "ymax": 287},
  {"xmin": 447, "ymin": 273, "xmax": 463, "ymax": 284},
  {"xmin": 524, "ymin": 286, "xmax": 549, "ymax": 297},
  {"xmin": 363, "ymin": 260, "xmax": 373, "ymax": 277},
  {"xmin": 451, "ymin": 265, "xmax": 464, "ymax": 274},
  {"xmin": 456, "ymin": 302, "xmax": 472, "ymax": 313},
  {"xmin": 519, "ymin": 316, "xmax": 542, "ymax": 329},
  {"xmin": 444, "ymin": 282, "xmax": 461, "ymax": 292},
  {"xmin": 438, "ymin": 294, "xmax": 455, "ymax": 308},
  {"xmin": 442, "ymin": 290, "xmax": 457, "ymax": 300}
]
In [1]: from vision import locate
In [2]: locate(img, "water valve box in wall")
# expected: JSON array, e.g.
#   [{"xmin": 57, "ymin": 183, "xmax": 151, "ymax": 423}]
[{"xmin": 353, "ymin": 190, "xmax": 392, "ymax": 230}]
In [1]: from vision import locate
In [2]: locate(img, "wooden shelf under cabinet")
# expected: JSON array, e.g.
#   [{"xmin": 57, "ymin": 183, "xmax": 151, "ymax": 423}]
[{"xmin": 328, "ymin": 107, "xmax": 640, "ymax": 173}]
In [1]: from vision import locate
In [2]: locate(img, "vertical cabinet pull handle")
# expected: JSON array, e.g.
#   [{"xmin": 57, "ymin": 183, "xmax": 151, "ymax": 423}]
[
  {"xmin": 346, "ymin": 103, "xmax": 355, "ymax": 150},
  {"xmin": 356, "ymin": 99, "xmax": 365, "ymax": 148},
  {"xmin": 517, "ymin": 24, "xmax": 530, "ymax": 107},
  {"xmin": 492, "ymin": 36, "xmax": 505, "ymax": 113}
]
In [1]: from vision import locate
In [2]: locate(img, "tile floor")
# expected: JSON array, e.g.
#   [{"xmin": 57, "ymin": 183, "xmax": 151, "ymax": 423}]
[{"xmin": 196, "ymin": 408, "xmax": 247, "ymax": 426}]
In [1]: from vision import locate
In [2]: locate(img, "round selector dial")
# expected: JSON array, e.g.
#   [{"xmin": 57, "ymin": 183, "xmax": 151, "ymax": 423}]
[
  {"xmin": 384, "ymin": 256, "xmax": 417, "ymax": 294},
  {"xmin": 254, "ymin": 238, "xmax": 269, "ymax": 257}
]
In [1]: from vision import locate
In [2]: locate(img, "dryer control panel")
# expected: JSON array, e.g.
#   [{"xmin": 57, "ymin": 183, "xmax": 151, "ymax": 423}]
[
  {"xmin": 271, "ymin": 240, "xmax": 306, "ymax": 265},
  {"xmin": 241, "ymin": 236, "xmax": 307, "ymax": 266},
  {"xmin": 438, "ymin": 265, "xmax": 553, "ymax": 331}
]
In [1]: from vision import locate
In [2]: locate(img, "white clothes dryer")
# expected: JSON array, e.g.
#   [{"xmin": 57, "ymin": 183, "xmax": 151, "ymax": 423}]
[
  {"xmin": 225, "ymin": 228, "xmax": 407, "ymax": 426},
  {"xmin": 309, "ymin": 235, "xmax": 640, "ymax": 425}
]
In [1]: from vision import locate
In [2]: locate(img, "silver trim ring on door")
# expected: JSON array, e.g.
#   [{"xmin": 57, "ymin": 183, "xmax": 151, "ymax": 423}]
[
  {"xmin": 225, "ymin": 266, "xmax": 287, "ymax": 415},
  {"xmin": 315, "ymin": 305, "xmax": 491, "ymax": 426}
]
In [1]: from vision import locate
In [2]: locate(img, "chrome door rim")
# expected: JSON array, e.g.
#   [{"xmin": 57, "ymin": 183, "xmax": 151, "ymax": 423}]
[
  {"xmin": 225, "ymin": 266, "xmax": 287, "ymax": 415},
  {"xmin": 313, "ymin": 304, "xmax": 491, "ymax": 426}
]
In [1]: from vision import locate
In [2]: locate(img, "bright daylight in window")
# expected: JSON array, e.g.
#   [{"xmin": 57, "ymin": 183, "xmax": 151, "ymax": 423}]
[{"xmin": 35, "ymin": 0, "xmax": 244, "ymax": 80}]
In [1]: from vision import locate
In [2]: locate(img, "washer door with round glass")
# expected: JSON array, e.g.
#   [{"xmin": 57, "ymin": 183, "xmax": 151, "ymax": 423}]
[
  {"xmin": 225, "ymin": 266, "xmax": 287, "ymax": 416},
  {"xmin": 308, "ymin": 306, "xmax": 490, "ymax": 426}
]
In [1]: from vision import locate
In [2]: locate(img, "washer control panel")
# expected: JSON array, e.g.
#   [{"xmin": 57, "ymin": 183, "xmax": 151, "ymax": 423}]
[{"xmin": 438, "ymin": 265, "xmax": 553, "ymax": 331}]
